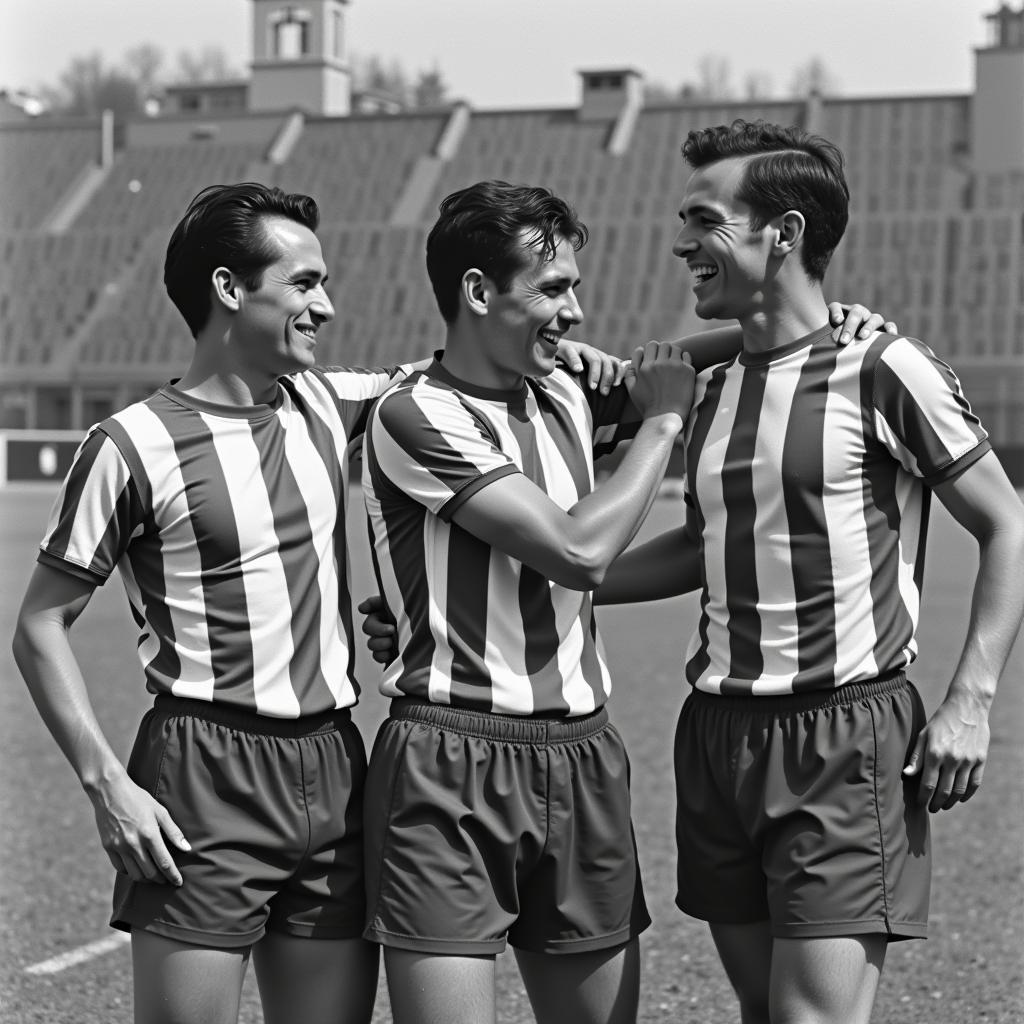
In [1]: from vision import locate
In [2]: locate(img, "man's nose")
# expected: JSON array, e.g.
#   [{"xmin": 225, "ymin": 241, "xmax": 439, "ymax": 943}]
[{"xmin": 560, "ymin": 288, "xmax": 583, "ymax": 325}]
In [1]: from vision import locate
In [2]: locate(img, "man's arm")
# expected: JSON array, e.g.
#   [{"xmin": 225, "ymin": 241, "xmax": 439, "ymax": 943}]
[
  {"xmin": 593, "ymin": 525, "xmax": 702, "ymax": 605},
  {"xmin": 452, "ymin": 342, "xmax": 693, "ymax": 590},
  {"xmin": 12, "ymin": 564, "xmax": 190, "ymax": 883},
  {"xmin": 903, "ymin": 451, "xmax": 1024, "ymax": 812}
]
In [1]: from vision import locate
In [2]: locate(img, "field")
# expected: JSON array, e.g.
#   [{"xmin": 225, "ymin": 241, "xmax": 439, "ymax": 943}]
[{"xmin": 1, "ymin": 484, "xmax": 1021, "ymax": 1024}]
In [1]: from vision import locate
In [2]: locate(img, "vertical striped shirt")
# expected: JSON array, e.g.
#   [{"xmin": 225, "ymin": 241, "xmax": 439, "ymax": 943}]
[
  {"xmin": 362, "ymin": 359, "xmax": 640, "ymax": 717},
  {"xmin": 38, "ymin": 365, "xmax": 409, "ymax": 718},
  {"xmin": 683, "ymin": 325, "xmax": 990, "ymax": 695}
]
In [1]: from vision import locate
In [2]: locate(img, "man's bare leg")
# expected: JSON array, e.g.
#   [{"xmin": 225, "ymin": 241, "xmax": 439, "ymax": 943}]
[
  {"xmin": 516, "ymin": 938, "xmax": 641, "ymax": 1024},
  {"xmin": 254, "ymin": 933, "xmax": 379, "ymax": 1024},
  {"xmin": 383, "ymin": 949, "xmax": 496, "ymax": 1024},
  {"xmin": 131, "ymin": 931, "xmax": 248, "ymax": 1024}
]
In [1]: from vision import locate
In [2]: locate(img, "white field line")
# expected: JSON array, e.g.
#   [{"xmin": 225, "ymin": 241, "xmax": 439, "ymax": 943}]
[{"xmin": 25, "ymin": 932, "xmax": 131, "ymax": 975}]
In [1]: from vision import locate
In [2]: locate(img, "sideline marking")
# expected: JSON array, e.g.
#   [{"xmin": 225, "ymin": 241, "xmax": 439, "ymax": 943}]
[{"xmin": 25, "ymin": 933, "xmax": 131, "ymax": 975}]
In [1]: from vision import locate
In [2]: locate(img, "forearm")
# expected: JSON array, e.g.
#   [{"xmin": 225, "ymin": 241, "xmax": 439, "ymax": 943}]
[
  {"xmin": 595, "ymin": 526, "xmax": 701, "ymax": 604},
  {"xmin": 669, "ymin": 326, "xmax": 741, "ymax": 371},
  {"xmin": 562, "ymin": 414, "xmax": 683, "ymax": 585},
  {"xmin": 946, "ymin": 519, "xmax": 1024, "ymax": 710},
  {"xmin": 12, "ymin": 616, "xmax": 126, "ymax": 795}
]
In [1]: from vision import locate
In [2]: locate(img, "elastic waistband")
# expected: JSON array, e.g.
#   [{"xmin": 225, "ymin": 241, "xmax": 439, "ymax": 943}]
[
  {"xmin": 153, "ymin": 694, "xmax": 352, "ymax": 737},
  {"xmin": 388, "ymin": 697, "xmax": 610, "ymax": 744},
  {"xmin": 688, "ymin": 670, "xmax": 909, "ymax": 715}
]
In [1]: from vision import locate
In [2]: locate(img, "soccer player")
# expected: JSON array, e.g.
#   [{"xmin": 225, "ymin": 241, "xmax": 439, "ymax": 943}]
[
  {"xmin": 9, "ymin": 182, "xmax": 625, "ymax": 1024},
  {"xmin": 359, "ymin": 180, "xmax": 697, "ymax": 1024},
  {"xmin": 594, "ymin": 121, "xmax": 1024, "ymax": 1024}
]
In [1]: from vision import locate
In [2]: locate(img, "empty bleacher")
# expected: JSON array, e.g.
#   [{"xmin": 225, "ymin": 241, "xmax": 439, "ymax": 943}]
[
  {"xmin": 1, "ymin": 91, "xmax": 1020, "ymax": 464},
  {"xmin": 272, "ymin": 113, "xmax": 448, "ymax": 225},
  {"xmin": 0, "ymin": 120, "xmax": 101, "ymax": 231}
]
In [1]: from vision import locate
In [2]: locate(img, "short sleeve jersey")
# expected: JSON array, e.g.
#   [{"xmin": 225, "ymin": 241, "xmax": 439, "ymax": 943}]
[
  {"xmin": 682, "ymin": 326, "xmax": 990, "ymax": 696},
  {"xmin": 362, "ymin": 359, "xmax": 640, "ymax": 717},
  {"xmin": 38, "ymin": 365, "xmax": 409, "ymax": 718}
]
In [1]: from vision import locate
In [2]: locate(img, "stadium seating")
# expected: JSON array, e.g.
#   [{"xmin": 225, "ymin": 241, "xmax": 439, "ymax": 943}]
[
  {"xmin": 0, "ymin": 121, "xmax": 102, "ymax": 231},
  {"xmin": 1, "ymin": 94, "xmax": 1020, "ymax": 465}
]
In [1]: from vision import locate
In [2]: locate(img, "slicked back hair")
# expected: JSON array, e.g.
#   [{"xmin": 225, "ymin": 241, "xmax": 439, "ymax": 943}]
[
  {"xmin": 426, "ymin": 180, "xmax": 588, "ymax": 324},
  {"xmin": 681, "ymin": 119, "xmax": 849, "ymax": 281},
  {"xmin": 165, "ymin": 182, "xmax": 320, "ymax": 337}
]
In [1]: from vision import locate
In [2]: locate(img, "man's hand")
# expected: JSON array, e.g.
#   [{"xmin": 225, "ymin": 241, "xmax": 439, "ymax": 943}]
[
  {"xmin": 827, "ymin": 301, "xmax": 898, "ymax": 345},
  {"xmin": 358, "ymin": 595, "xmax": 397, "ymax": 666},
  {"xmin": 903, "ymin": 691, "xmax": 990, "ymax": 812},
  {"xmin": 555, "ymin": 337, "xmax": 628, "ymax": 395},
  {"xmin": 624, "ymin": 341, "xmax": 695, "ymax": 422},
  {"xmin": 89, "ymin": 773, "xmax": 190, "ymax": 885}
]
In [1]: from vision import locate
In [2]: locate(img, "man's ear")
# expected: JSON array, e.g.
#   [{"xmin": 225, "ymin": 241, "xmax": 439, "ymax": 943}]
[
  {"xmin": 461, "ymin": 268, "xmax": 489, "ymax": 317},
  {"xmin": 212, "ymin": 267, "xmax": 241, "ymax": 312},
  {"xmin": 771, "ymin": 211, "xmax": 805, "ymax": 257}
]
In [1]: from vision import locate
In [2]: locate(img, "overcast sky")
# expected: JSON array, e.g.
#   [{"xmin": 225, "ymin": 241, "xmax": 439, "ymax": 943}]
[{"xmin": 3, "ymin": 0, "xmax": 996, "ymax": 108}]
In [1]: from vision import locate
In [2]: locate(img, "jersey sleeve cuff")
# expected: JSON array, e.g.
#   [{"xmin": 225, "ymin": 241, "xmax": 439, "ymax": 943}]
[
  {"xmin": 37, "ymin": 550, "xmax": 109, "ymax": 587},
  {"xmin": 923, "ymin": 438, "xmax": 993, "ymax": 487},
  {"xmin": 438, "ymin": 464, "xmax": 520, "ymax": 522}
]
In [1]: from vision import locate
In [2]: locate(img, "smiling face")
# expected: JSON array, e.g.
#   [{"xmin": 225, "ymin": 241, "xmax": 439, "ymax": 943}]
[
  {"xmin": 480, "ymin": 230, "xmax": 584, "ymax": 388},
  {"xmin": 232, "ymin": 216, "xmax": 334, "ymax": 378},
  {"xmin": 672, "ymin": 157, "xmax": 777, "ymax": 324}
]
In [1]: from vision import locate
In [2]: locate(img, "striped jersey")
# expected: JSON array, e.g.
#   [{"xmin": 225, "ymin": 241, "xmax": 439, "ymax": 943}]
[
  {"xmin": 38, "ymin": 365, "xmax": 409, "ymax": 718},
  {"xmin": 682, "ymin": 325, "xmax": 990, "ymax": 695},
  {"xmin": 362, "ymin": 358, "xmax": 640, "ymax": 716}
]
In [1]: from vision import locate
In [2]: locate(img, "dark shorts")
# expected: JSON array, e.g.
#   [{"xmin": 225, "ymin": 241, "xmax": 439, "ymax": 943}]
[
  {"xmin": 363, "ymin": 699, "xmax": 651, "ymax": 956},
  {"xmin": 112, "ymin": 695, "xmax": 367, "ymax": 948},
  {"xmin": 674, "ymin": 673, "xmax": 930, "ymax": 940}
]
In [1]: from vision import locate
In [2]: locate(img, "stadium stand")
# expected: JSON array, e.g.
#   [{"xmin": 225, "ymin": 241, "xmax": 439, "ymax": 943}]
[
  {"xmin": 0, "ymin": 120, "xmax": 101, "ymax": 231},
  {"xmin": 1, "ymin": 5, "xmax": 1021, "ymax": 481}
]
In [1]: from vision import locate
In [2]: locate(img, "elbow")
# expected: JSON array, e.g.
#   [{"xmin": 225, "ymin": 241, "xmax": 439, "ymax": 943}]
[{"xmin": 549, "ymin": 541, "xmax": 609, "ymax": 591}]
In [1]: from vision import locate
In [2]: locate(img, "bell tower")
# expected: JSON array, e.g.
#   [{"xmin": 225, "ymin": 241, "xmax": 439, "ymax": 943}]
[{"xmin": 249, "ymin": 0, "xmax": 352, "ymax": 115}]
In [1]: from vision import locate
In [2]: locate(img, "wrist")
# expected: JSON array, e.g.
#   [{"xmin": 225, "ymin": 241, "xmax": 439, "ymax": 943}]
[{"xmin": 639, "ymin": 411, "xmax": 684, "ymax": 434}]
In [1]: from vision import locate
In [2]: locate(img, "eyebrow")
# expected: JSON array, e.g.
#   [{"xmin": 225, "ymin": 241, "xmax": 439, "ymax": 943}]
[
  {"xmin": 537, "ymin": 271, "xmax": 581, "ymax": 289},
  {"xmin": 678, "ymin": 201, "xmax": 723, "ymax": 220},
  {"xmin": 292, "ymin": 268, "xmax": 329, "ymax": 285}
]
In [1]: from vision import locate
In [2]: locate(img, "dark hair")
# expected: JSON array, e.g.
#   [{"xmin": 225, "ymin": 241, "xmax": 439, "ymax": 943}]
[
  {"xmin": 425, "ymin": 180, "xmax": 588, "ymax": 324},
  {"xmin": 164, "ymin": 182, "xmax": 320, "ymax": 337},
  {"xmin": 681, "ymin": 119, "xmax": 849, "ymax": 281}
]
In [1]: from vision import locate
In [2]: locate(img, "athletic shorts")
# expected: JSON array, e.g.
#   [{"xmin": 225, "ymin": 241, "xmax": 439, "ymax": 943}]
[
  {"xmin": 112, "ymin": 695, "xmax": 367, "ymax": 948},
  {"xmin": 363, "ymin": 699, "xmax": 651, "ymax": 956},
  {"xmin": 674, "ymin": 673, "xmax": 930, "ymax": 940}
]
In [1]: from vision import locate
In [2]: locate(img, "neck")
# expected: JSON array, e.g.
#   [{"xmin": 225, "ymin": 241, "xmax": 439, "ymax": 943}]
[
  {"xmin": 441, "ymin": 324, "xmax": 525, "ymax": 392},
  {"xmin": 737, "ymin": 279, "xmax": 829, "ymax": 354},
  {"xmin": 176, "ymin": 331, "xmax": 280, "ymax": 406}
]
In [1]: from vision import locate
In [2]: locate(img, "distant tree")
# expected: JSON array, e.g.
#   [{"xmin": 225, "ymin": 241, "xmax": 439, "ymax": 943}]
[
  {"xmin": 789, "ymin": 57, "xmax": 840, "ymax": 98},
  {"xmin": 41, "ymin": 52, "xmax": 143, "ymax": 119},
  {"xmin": 352, "ymin": 53, "xmax": 451, "ymax": 110},
  {"xmin": 413, "ymin": 65, "xmax": 448, "ymax": 109},
  {"xmin": 174, "ymin": 45, "xmax": 240, "ymax": 83},
  {"xmin": 742, "ymin": 71, "xmax": 774, "ymax": 101},
  {"xmin": 123, "ymin": 44, "xmax": 164, "ymax": 94},
  {"xmin": 696, "ymin": 55, "xmax": 734, "ymax": 100}
]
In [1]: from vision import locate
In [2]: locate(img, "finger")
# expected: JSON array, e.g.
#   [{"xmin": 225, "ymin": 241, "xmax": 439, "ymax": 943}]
[
  {"xmin": 902, "ymin": 733, "xmax": 925, "ymax": 776},
  {"xmin": 826, "ymin": 301, "xmax": 845, "ymax": 326},
  {"xmin": 357, "ymin": 595, "xmax": 383, "ymax": 614},
  {"xmin": 613, "ymin": 359, "xmax": 629, "ymax": 387},
  {"xmin": 883, "ymin": 320, "xmax": 898, "ymax": 335},
  {"xmin": 927, "ymin": 763, "xmax": 954, "ymax": 813},
  {"xmin": 599, "ymin": 357, "xmax": 619, "ymax": 395},
  {"xmin": 367, "ymin": 635, "xmax": 395, "ymax": 653},
  {"xmin": 964, "ymin": 762, "xmax": 985, "ymax": 802},
  {"xmin": 155, "ymin": 807, "xmax": 191, "ymax": 855},
  {"xmin": 362, "ymin": 616, "xmax": 395, "ymax": 638},
  {"xmin": 942, "ymin": 765, "xmax": 974, "ymax": 811}
]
